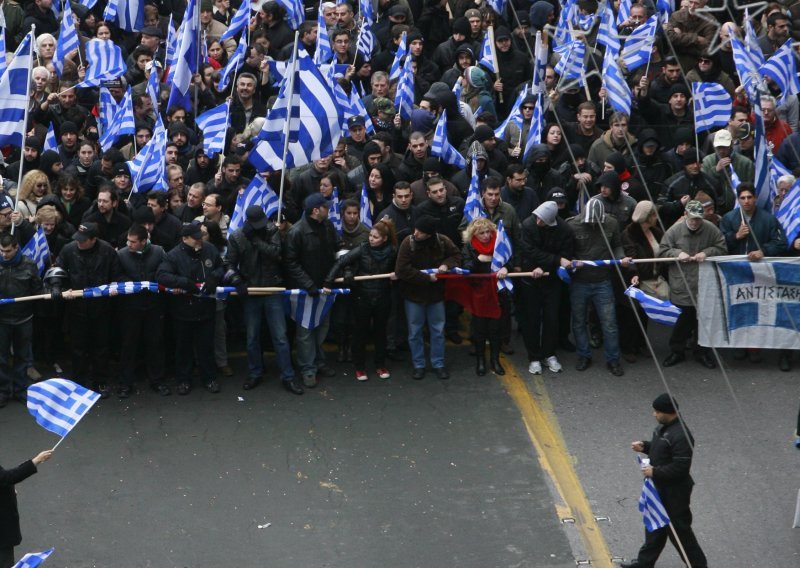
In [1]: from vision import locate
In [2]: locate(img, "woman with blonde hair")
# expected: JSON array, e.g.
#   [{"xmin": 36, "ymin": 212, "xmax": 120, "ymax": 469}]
[
  {"xmin": 461, "ymin": 217, "xmax": 510, "ymax": 376},
  {"xmin": 16, "ymin": 170, "xmax": 51, "ymax": 221}
]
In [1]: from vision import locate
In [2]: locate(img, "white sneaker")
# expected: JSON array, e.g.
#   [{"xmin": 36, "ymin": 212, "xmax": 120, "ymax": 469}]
[
  {"xmin": 528, "ymin": 361, "xmax": 542, "ymax": 375},
  {"xmin": 545, "ymin": 356, "xmax": 563, "ymax": 373}
]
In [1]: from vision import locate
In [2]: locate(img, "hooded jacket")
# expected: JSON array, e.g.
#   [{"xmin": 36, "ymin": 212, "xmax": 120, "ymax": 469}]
[
  {"xmin": 587, "ymin": 129, "xmax": 637, "ymax": 169},
  {"xmin": 593, "ymin": 171, "xmax": 637, "ymax": 227}
]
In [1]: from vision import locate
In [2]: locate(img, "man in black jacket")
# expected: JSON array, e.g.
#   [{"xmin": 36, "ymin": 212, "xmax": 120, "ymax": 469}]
[
  {"xmin": 156, "ymin": 223, "xmax": 224, "ymax": 396},
  {"xmin": 0, "ymin": 234, "xmax": 42, "ymax": 407},
  {"xmin": 0, "ymin": 448, "xmax": 53, "ymax": 568},
  {"xmin": 376, "ymin": 183, "xmax": 417, "ymax": 244},
  {"xmin": 226, "ymin": 207, "xmax": 302, "ymax": 395},
  {"xmin": 146, "ymin": 191, "xmax": 182, "ymax": 250},
  {"xmin": 623, "ymin": 394, "xmax": 708, "ymax": 568}
]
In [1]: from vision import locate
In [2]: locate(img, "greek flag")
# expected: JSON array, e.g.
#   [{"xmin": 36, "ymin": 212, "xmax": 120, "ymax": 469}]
[
  {"xmin": 463, "ymin": 156, "xmax": 484, "ymax": 224},
  {"xmin": 479, "ymin": 31, "xmax": 497, "ymax": 74},
  {"xmin": 491, "ymin": 220, "xmax": 513, "ymax": 291},
  {"xmin": 276, "ymin": 0, "xmax": 304, "ymax": 29},
  {"xmin": 485, "ymin": 0, "xmax": 506, "ymax": 15},
  {"xmin": 283, "ymin": 289, "xmax": 348, "ymax": 330},
  {"xmin": 165, "ymin": 16, "xmax": 179, "ymax": 70},
  {"xmin": 53, "ymin": 0, "xmax": 80, "ymax": 77},
  {"xmin": 196, "ymin": 101, "xmax": 230, "ymax": 157},
  {"xmin": 127, "ymin": 115, "xmax": 167, "ymax": 193},
  {"xmin": 554, "ymin": 39, "xmax": 585, "ymax": 84},
  {"xmin": 359, "ymin": 0, "xmax": 374, "ymax": 23},
  {"xmin": 452, "ymin": 78, "xmax": 463, "ymax": 105},
  {"xmin": 259, "ymin": 68, "xmax": 301, "ymax": 143},
  {"xmin": 229, "ymin": 175, "xmax": 280, "ymax": 234},
  {"xmin": 389, "ymin": 32, "xmax": 407, "ymax": 82},
  {"xmin": 27, "ymin": 379, "xmax": 100, "ymax": 438},
  {"xmin": 76, "ymin": 39, "xmax": 127, "ymax": 88},
  {"xmin": 744, "ymin": 8, "xmax": 765, "ymax": 68},
  {"xmin": 217, "ymin": 33, "xmax": 247, "ymax": 91},
  {"xmin": 776, "ymin": 181, "xmax": 800, "ymax": 244},
  {"xmin": 43, "ymin": 123, "xmax": 57, "ymax": 153},
  {"xmin": 625, "ymin": 286, "xmax": 681, "ymax": 325},
  {"xmin": 330, "ymin": 77, "xmax": 352, "ymax": 132},
  {"xmin": 100, "ymin": 87, "xmax": 135, "ymax": 151},
  {"xmin": 0, "ymin": 24, "xmax": 6, "ymax": 79},
  {"xmin": 249, "ymin": 49, "xmax": 342, "ymax": 172},
  {"xmin": 753, "ymin": 102, "xmax": 772, "ymax": 210},
  {"xmin": 356, "ymin": 19, "xmax": 375, "ymax": 60},
  {"xmin": 730, "ymin": 36, "xmax": 760, "ymax": 102},
  {"xmin": 167, "ymin": 0, "xmax": 199, "ymax": 111},
  {"xmin": 616, "ymin": 0, "xmax": 631, "ymax": 27},
  {"xmin": 639, "ymin": 477, "xmax": 671, "ymax": 532},
  {"xmin": 692, "ymin": 82, "xmax": 732, "ymax": 133},
  {"xmin": 349, "ymin": 88, "xmax": 374, "ymax": 135},
  {"xmin": 430, "ymin": 110, "xmax": 466, "ymax": 168},
  {"xmin": 81, "ymin": 281, "xmax": 159, "ymax": 297},
  {"xmin": 759, "ymin": 39, "xmax": 800, "ymax": 104},
  {"xmin": 21, "ymin": 228, "xmax": 50, "ymax": 275},
  {"xmin": 220, "ymin": 3, "xmax": 250, "ymax": 41},
  {"xmin": 0, "ymin": 32, "xmax": 33, "ymax": 148},
  {"xmin": 655, "ymin": 0, "xmax": 672, "ymax": 24},
  {"xmin": 597, "ymin": 1, "xmax": 620, "ymax": 53},
  {"xmin": 97, "ymin": 87, "xmax": 117, "ymax": 136},
  {"xmin": 329, "ymin": 188, "xmax": 343, "ymax": 235},
  {"xmin": 12, "ymin": 548, "xmax": 54, "ymax": 568},
  {"xmin": 314, "ymin": 0, "xmax": 333, "ymax": 65},
  {"xmin": 603, "ymin": 43, "xmax": 632, "ymax": 115},
  {"xmin": 522, "ymin": 93, "xmax": 544, "ymax": 162},
  {"xmin": 146, "ymin": 64, "xmax": 161, "ymax": 112},
  {"xmin": 394, "ymin": 53, "xmax": 414, "ymax": 120},
  {"xmin": 103, "ymin": 0, "xmax": 143, "ymax": 31},
  {"xmin": 553, "ymin": 0, "xmax": 576, "ymax": 48},
  {"xmin": 359, "ymin": 183, "xmax": 373, "ymax": 228},
  {"xmin": 531, "ymin": 31, "xmax": 548, "ymax": 93},
  {"xmin": 621, "ymin": 15, "xmax": 657, "ymax": 72},
  {"xmin": 494, "ymin": 85, "xmax": 528, "ymax": 140}
]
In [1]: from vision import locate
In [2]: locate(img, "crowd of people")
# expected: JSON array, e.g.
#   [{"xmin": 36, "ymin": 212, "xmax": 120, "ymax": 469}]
[{"xmin": 0, "ymin": 0, "xmax": 799, "ymax": 407}]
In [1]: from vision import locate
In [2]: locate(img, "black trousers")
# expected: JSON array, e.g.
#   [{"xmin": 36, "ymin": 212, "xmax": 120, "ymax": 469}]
[
  {"xmin": 352, "ymin": 297, "xmax": 390, "ymax": 368},
  {"xmin": 636, "ymin": 486, "xmax": 707, "ymax": 567},
  {"xmin": 119, "ymin": 307, "xmax": 165, "ymax": 387},
  {"xmin": 618, "ymin": 301, "xmax": 649, "ymax": 354},
  {"xmin": 669, "ymin": 305, "xmax": 708, "ymax": 356},
  {"xmin": 0, "ymin": 546, "xmax": 13, "ymax": 568},
  {"xmin": 173, "ymin": 318, "xmax": 216, "ymax": 387},
  {"xmin": 67, "ymin": 303, "xmax": 111, "ymax": 386},
  {"xmin": 520, "ymin": 279, "xmax": 561, "ymax": 361}
]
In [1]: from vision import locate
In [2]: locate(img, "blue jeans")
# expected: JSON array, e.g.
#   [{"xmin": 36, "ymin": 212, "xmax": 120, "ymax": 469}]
[
  {"xmin": 0, "ymin": 321, "xmax": 32, "ymax": 397},
  {"xmin": 405, "ymin": 300, "xmax": 446, "ymax": 369},
  {"xmin": 570, "ymin": 280, "xmax": 620, "ymax": 363},
  {"xmin": 295, "ymin": 312, "xmax": 331, "ymax": 377},
  {"xmin": 244, "ymin": 296, "xmax": 295, "ymax": 381}
]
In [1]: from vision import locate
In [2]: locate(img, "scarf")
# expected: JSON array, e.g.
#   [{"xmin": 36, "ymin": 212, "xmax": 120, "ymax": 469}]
[{"xmin": 471, "ymin": 233, "xmax": 496, "ymax": 256}]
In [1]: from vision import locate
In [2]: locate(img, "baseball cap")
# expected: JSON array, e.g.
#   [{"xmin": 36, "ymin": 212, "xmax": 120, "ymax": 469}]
[
  {"xmin": 180, "ymin": 222, "xmax": 203, "ymax": 239},
  {"xmin": 347, "ymin": 115, "xmax": 366, "ymax": 129},
  {"xmin": 73, "ymin": 222, "xmax": 99, "ymax": 242},
  {"xmin": 713, "ymin": 129, "xmax": 733, "ymax": 147},
  {"xmin": 245, "ymin": 205, "xmax": 269, "ymax": 229},
  {"xmin": 685, "ymin": 200, "xmax": 704, "ymax": 219}
]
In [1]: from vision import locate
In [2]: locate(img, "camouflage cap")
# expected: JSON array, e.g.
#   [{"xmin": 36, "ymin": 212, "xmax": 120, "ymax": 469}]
[
  {"xmin": 685, "ymin": 200, "xmax": 704, "ymax": 219},
  {"xmin": 374, "ymin": 97, "xmax": 396, "ymax": 116}
]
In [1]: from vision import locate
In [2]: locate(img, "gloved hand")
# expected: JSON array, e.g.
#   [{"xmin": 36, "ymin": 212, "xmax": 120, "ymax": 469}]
[
  {"xmin": 343, "ymin": 274, "xmax": 355, "ymax": 287},
  {"xmin": 183, "ymin": 280, "xmax": 199, "ymax": 294},
  {"xmin": 307, "ymin": 286, "xmax": 320, "ymax": 297},
  {"xmin": 201, "ymin": 278, "xmax": 219, "ymax": 296}
]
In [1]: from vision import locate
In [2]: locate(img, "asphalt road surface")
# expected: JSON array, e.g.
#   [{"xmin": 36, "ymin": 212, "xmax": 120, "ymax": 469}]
[{"xmin": 1, "ymin": 323, "xmax": 797, "ymax": 567}]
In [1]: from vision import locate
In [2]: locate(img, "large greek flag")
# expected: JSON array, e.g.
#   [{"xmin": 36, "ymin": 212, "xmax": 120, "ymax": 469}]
[
  {"xmin": 12, "ymin": 548, "xmax": 54, "ymax": 568},
  {"xmin": 639, "ymin": 478, "xmax": 670, "ymax": 532},
  {"xmin": 275, "ymin": 0, "xmax": 304, "ymax": 29},
  {"xmin": 621, "ymin": 15, "xmax": 657, "ymax": 72},
  {"xmin": 100, "ymin": 87, "xmax": 135, "ymax": 151},
  {"xmin": 554, "ymin": 38, "xmax": 585, "ymax": 84},
  {"xmin": 0, "ymin": 32, "xmax": 33, "ymax": 148},
  {"xmin": 283, "ymin": 289, "xmax": 348, "ymax": 330},
  {"xmin": 603, "ymin": 42, "xmax": 632, "ymax": 116},
  {"xmin": 217, "ymin": 33, "xmax": 247, "ymax": 91},
  {"xmin": 27, "ymin": 379, "xmax": 100, "ymax": 438},
  {"xmin": 167, "ymin": 0, "xmax": 199, "ymax": 111},
  {"xmin": 127, "ymin": 115, "xmax": 167, "ymax": 193},
  {"xmin": 76, "ymin": 39, "xmax": 127, "ymax": 88},
  {"xmin": 759, "ymin": 39, "xmax": 800, "ymax": 104},
  {"xmin": 430, "ymin": 110, "xmax": 466, "ymax": 168},
  {"xmin": 692, "ymin": 82, "xmax": 732, "ymax": 133},
  {"xmin": 394, "ymin": 54, "xmax": 415, "ymax": 121},
  {"xmin": 220, "ymin": 3, "xmax": 250, "ymax": 41},
  {"xmin": 478, "ymin": 31, "xmax": 497, "ymax": 73},
  {"xmin": 597, "ymin": 1, "xmax": 620, "ymax": 53},
  {"xmin": 624, "ymin": 286, "xmax": 681, "ymax": 325},
  {"xmin": 229, "ymin": 176, "xmax": 280, "ymax": 234}
]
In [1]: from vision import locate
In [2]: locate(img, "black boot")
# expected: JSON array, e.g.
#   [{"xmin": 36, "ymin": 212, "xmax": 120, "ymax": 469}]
[
  {"xmin": 490, "ymin": 341, "xmax": 505, "ymax": 375},
  {"xmin": 475, "ymin": 340, "xmax": 486, "ymax": 376}
]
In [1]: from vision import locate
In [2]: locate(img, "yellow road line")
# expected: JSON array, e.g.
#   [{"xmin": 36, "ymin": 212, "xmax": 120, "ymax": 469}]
[{"xmin": 498, "ymin": 355, "xmax": 613, "ymax": 568}]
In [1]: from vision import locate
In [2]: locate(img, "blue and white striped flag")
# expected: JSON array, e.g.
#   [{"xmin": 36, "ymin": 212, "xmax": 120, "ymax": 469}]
[
  {"xmin": 100, "ymin": 87, "xmax": 135, "ymax": 151},
  {"xmin": 283, "ymin": 289, "xmax": 347, "ymax": 329},
  {"xmin": 531, "ymin": 31, "xmax": 548, "ymax": 93},
  {"xmin": 431, "ymin": 109, "xmax": 467, "ymax": 168},
  {"xmin": 0, "ymin": 23, "xmax": 7, "ymax": 79},
  {"xmin": 27, "ymin": 379, "xmax": 100, "ymax": 438},
  {"xmin": 744, "ymin": 8, "xmax": 765, "ymax": 68},
  {"xmin": 146, "ymin": 64, "xmax": 161, "ymax": 112},
  {"xmin": 53, "ymin": 0, "xmax": 80, "ymax": 77},
  {"xmin": 692, "ymin": 82, "xmax": 732, "ymax": 133},
  {"xmin": 753, "ymin": 101, "xmax": 772, "ymax": 210},
  {"xmin": 730, "ymin": 35, "xmax": 760, "ymax": 102},
  {"xmin": 314, "ymin": 0, "xmax": 333, "ymax": 65},
  {"xmin": 43, "ymin": 123, "xmax": 57, "ymax": 153},
  {"xmin": 356, "ymin": 19, "xmax": 375, "ymax": 60},
  {"xmin": 603, "ymin": 43, "xmax": 632, "ymax": 116},
  {"xmin": 394, "ymin": 53, "xmax": 414, "ymax": 120},
  {"xmin": 522, "ymin": 93, "xmax": 545, "ymax": 162},
  {"xmin": 196, "ymin": 101, "xmax": 230, "ymax": 157},
  {"xmin": 494, "ymin": 85, "xmax": 528, "ymax": 140},
  {"xmin": 249, "ymin": 49, "xmax": 342, "ymax": 171},
  {"xmin": 452, "ymin": 78, "xmax": 463, "ymax": 106},
  {"xmin": 553, "ymin": 0, "xmax": 576, "ymax": 48},
  {"xmin": 329, "ymin": 188, "xmax": 343, "ymax": 235},
  {"xmin": 655, "ymin": 0, "xmax": 672, "ymax": 25},
  {"xmin": 359, "ymin": 183, "xmax": 372, "ymax": 228},
  {"xmin": 479, "ymin": 30, "xmax": 497, "ymax": 73},
  {"xmin": 759, "ymin": 39, "xmax": 800, "ymax": 104},
  {"xmin": 597, "ymin": 1, "xmax": 620, "ymax": 53},
  {"xmin": 12, "ymin": 548, "xmax": 55, "ymax": 568},
  {"xmin": 217, "ymin": 33, "xmax": 247, "ymax": 91},
  {"xmin": 103, "ymin": 0, "xmax": 144, "ymax": 31},
  {"xmin": 349, "ymin": 87, "xmax": 375, "ymax": 135},
  {"xmin": 625, "ymin": 286, "xmax": 682, "ymax": 326},
  {"xmin": 421, "ymin": 267, "xmax": 470, "ymax": 275},
  {"xmin": 330, "ymin": 75, "xmax": 352, "ymax": 132},
  {"xmin": 485, "ymin": 0, "xmax": 506, "ymax": 15},
  {"xmin": 167, "ymin": 0, "xmax": 199, "ymax": 111},
  {"xmin": 229, "ymin": 175, "xmax": 280, "ymax": 234},
  {"xmin": 276, "ymin": 0, "xmax": 304, "ymax": 29},
  {"xmin": 127, "ymin": 115, "xmax": 167, "ymax": 193},
  {"xmin": 554, "ymin": 39, "xmax": 585, "ymax": 84},
  {"xmin": 463, "ymin": 156, "xmax": 484, "ymax": 224},
  {"xmin": 97, "ymin": 87, "xmax": 117, "ymax": 136},
  {"xmin": 621, "ymin": 15, "xmax": 657, "ymax": 72},
  {"xmin": 220, "ymin": 3, "xmax": 250, "ymax": 41},
  {"xmin": 491, "ymin": 220, "xmax": 513, "ymax": 291},
  {"xmin": 359, "ymin": 0, "xmax": 374, "ymax": 23},
  {"xmin": 0, "ymin": 32, "xmax": 33, "ymax": 148},
  {"xmin": 616, "ymin": 0, "xmax": 631, "ymax": 27},
  {"xmin": 21, "ymin": 228, "xmax": 50, "ymax": 275},
  {"xmin": 776, "ymin": 179, "xmax": 800, "ymax": 244},
  {"xmin": 165, "ymin": 15, "xmax": 179, "ymax": 70},
  {"xmin": 639, "ymin": 477, "xmax": 671, "ymax": 532},
  {"xmin": 389, "ymin": 31, "xmax": 407, "ymax": 82},
  {"xmin": 76, "ymin": 39, "xmax": 127, "ymax": 88},
  {"xmin": 81, "ymin": 281, "xmax": 159, "ymax": 297},
  {"xmin": 260, "ymin": 67, "xmax": 302, "ymax": 144}
]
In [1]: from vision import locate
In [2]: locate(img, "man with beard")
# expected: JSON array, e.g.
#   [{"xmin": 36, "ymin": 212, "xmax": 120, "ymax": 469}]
[
  {"xmin": 440, "ymin": 43, "xmax": 475, "ymax": 89},
  {"xmin": 759, "ymin": 11, "xmax": 791, "ymax": 58},
  {"xmin": 4, "ymin": 137, "xmax": 41, "ymax": 182}
]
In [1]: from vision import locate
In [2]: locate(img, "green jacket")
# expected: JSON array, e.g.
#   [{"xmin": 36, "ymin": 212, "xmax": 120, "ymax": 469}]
[{"xmin": 701, "ymin": 152, "xmax": 755, "ymax": 215}]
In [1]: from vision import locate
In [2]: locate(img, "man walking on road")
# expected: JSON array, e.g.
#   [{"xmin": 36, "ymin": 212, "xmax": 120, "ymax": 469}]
[{"xmin": 623, "ymin": 393, "xmax": 708, "ymax": 568}]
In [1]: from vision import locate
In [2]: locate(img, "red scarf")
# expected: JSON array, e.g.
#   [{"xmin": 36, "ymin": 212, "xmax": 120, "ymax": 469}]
[
  {"xmin": 619, "ymin": 169, "xmax": 632, "ymax": 182},
  {"xmin": 471, "ymin": 233, "xmax": 496, "ymax": 256}
]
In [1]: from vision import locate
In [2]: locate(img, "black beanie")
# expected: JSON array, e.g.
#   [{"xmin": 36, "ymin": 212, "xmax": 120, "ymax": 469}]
[
  {"xmin": 415, "ymin": 215, "xmax": 438, "ymax": 234},
  {"xmin": 652, "ymin": 393, "xmax": 678, "ymax": 413}
]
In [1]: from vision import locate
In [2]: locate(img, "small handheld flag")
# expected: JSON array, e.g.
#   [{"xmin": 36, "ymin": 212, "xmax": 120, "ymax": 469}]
[
  {"xmin": 27, "ymin": 379, "xmax": 100, "ymax": 439},
  {"xmin": 12, "ymin": 548, "xmax": 55, "ymax": 568},
  {"xmin": 624, "ymin": 286, "xmax": 681, "ymax": 326},
  {"xmin": 639, "ymin": 476, "xmax": 671, "ymax": 532}
]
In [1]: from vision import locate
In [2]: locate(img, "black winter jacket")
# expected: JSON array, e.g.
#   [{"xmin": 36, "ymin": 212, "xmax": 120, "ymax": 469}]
[
  {"xmin": 117, "ymin": 244, "xmax": 167, "ymax": 311},
  {"xmin": 57, "ymin": 239, "xmax": 123, "ymax": 316},
  {"xmin": 642, "ymin": 417, "xmax": 695, "ymax": 496},
  {"xmin": 226, "ymin": 225, "xmax": 284, "ymax": 287},
  {"xmin": 156, "ymin": 241, "xmax": 223, "ymax": 321},
  {"xmin": 519, "ymin": 216, "xmax": 575, "ymax": 278},
  {"xmin": 283, "ymin": 216, "xmax": 340, "ymax": 291},
  {"xmin": 0, "ymin": 254, "xmax": 42, "ymax": 324},
  {"xmin": 324, "ymin": 242, "xmax": 396, "ymax": 303},
  {"xmin": 0, "ymin": 459, "xmax": 37, "ymax": 548}
]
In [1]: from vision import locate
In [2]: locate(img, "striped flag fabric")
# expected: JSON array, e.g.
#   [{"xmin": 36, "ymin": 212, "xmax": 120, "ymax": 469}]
[
  {"xmin": 330, "ymin": 75, "xmax": 353, "ymax": 132},
  {"xmin": 329, "ymin": 188, "xmax": 343, "ymax": 235},
  {"xmin": 100, "ymin": 87, "xmax": 135, "ymax": 151},
  {"xmin": 196, "ymin": 101, "xmax": 230, "ymax": 157},
  {"xmin": 624, "ymin": 286, "xmax": 682, "ymax": 326},
  {"xmin": 146, "ymin": 64, "xmax": 161, "ymax": 112},
  {"xmin": 478, "ymin": 30, "xmax": 497, "ymax": 73},
  {"xmin": 27, "ymin": 379, "xmax": 100, "ymax": 438},
  {"xmin": 259, "ymin": 68, "xmax": 301, "ymax": 144},
  {"xmin": 12, "ymin": 548, "xmax": 55, "ymax": 568},
  {"xmin": 81, "ymin": 281, "xmax": 159, "ymax": 297},
  {"xmin": 127, "ymin": 115, "xmax": 167, "ymax": 193},
  {"xmin": 97, "ymin": 87, "xmax": 118, "ymax": 136},
  {"xmin": 389, "ymin": 32, "xmax": 407, "ymax": 82},
  {"xmin": 753, "ymin": 101, "xmax": 772, "ymax": 210},
  {"xmin": 552, "ymin": 0, "xmax": 576, "ymax": 48},
  {"xmin": 249, "ymin": 49, "xmax": 342, "ymax": 171},
  {"xmin": 616, "ymin": 0, "xmax": 631, "ymax": 27},
  {"xmin": 692, "ymin": 82, "xmax": 732, "ymax": 133},
  {"xmin": 494, "ymin": 85, "xmax": 528, "ymax": 139},
  {"xmin": 639, "ymin": 477, "xmax": 671, "ymax": 532},
  {"xmin": 0, "ymin": 22, "xmax": 7, "ymax": 79},
  {"xmin": 603, "ymin": 43, "xmax": 632, "ymax": 116},
  {"xmin": 0, "ymin": 32, "xmax": 33, "ymax": 148},
  {"xmin": 485, "ymin": 0, "xmax": 506, "ymax": 15},
  {"xmin": 655, "ymin": 0, "xmax": 672, "ymax": 24},
  {"xmin": 359, "ymin": 0, "xmax": 374, "ymax": 23},
  {"xmin": 348, "ymin": 88, "xmax": 375, "ymax": 135},
  {"xmin": 359, "ymin": 183, "xmax": 372, "ymax": 228},
  {"xmin": 744, "ymin": 8, "xmax": 765, "ymax": 68},
  {"xmin": 43, "ymin": 123, "xmax": 57, "ymax": 153},
  {"xmin": 531, "ymin": 31, "xmax": 548, "ymax": 93},
  {"xmin": 522, "ymin": 93, "xmax": 545, "ymax": 162},
  {"xmin": 314, "ymin": 0, "xmax": 333, "ymax": 65},
  {"xmin": 759, "ymin": 39, "xmax": 800, "ymax": 104},
  {"xmin": 420, "ymin": 267, "xmax": 470, "ymax": 275},
  {"xmin": 165, "ymin": 15, "xmax": 179, "ymax": 70},
  {"xmin": 167, "ymin": 0, "xmax": 199, "ymax": 111},
  {"xmin": 75, "ymin": 39, "xmax": 127, "ymax": 88},
  {"xmin": 276, "ymin": 0, "xmax": 304, "ymax": 29},
  {"xmin": 21, "ymin": 228, "xmax": 50, "ymax": 275},
  {"xmin": 597, "ymin": 1, "xmax": 620, "ymax": 53},
  {"xmin": 463, "ymin": 156, "xmax": 484, "ymax": 224},
  {"xmin": 220, "ymin": 3, "xmax": 250, "ymax": 41},
  {"xmin": 491, "ymin": 220, "xmax": 513, "ymax": 291},
  {"xmin": 283, "ymin": 289, "xmax": 348, "ymax": 329},
  {"xmin": 394, "ymin": 53, "xmax": 415, "ymax": 120},
  {"xmin": 229, "ymin": 175, "xmax": 280, "ymax": 234},
  {"xmin": 103, "ymin": 0, "xmax": 144, "ymax": 31},
  {"xmin": 431, "ymin": 110, "xmax": 467, "ymax": 168},
  {"xmin": 217, "ymin": 33, "xmax": 247, "ymax": 91},
  {"xmin": 554, "ymin": 38, "xmax": 585, "ymax": 84},
  {"xmin": 356, "ymin": 19, "xmax": 375, "ymax": 60},
  {"xmin": 621, "ymin": 15, "xmax": 657, "ymax": 72},
  {"xmin": 53, "ymin": 0, "xmax": 80, "ymax": 77},
  {"xmin": 730, "ymin": 35, "xmax": 760, "ymax": 102},
  {"xmin": 776, "ymin": 179, "xmax": 800, "ymax": 243}
]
